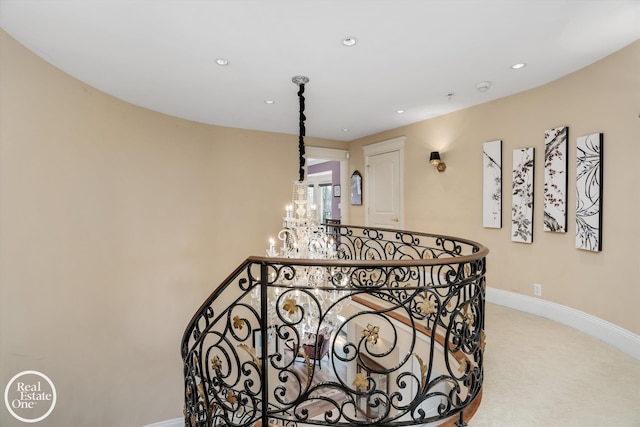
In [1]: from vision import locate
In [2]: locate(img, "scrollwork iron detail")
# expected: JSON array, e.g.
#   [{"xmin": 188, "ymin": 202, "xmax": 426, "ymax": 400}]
[{"xmin": 182, "ymin": 225, "xmax": 488, "ymax": 427}]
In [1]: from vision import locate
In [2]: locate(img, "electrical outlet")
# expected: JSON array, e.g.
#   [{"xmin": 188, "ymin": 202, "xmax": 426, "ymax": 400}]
[{"xmin": 534, "ymin": 283, "xmax": 542, "ymax": 297}]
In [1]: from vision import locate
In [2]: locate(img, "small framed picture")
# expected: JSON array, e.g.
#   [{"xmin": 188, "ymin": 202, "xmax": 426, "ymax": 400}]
[{"xmin": 333, "ymin": 185, "xmax": 341, "ymax": 197}]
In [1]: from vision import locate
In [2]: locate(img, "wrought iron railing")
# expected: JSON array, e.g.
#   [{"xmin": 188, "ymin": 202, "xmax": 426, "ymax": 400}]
[{"xmin": 182, "ymin": 225, "xmax": 488, "ymax": 427}]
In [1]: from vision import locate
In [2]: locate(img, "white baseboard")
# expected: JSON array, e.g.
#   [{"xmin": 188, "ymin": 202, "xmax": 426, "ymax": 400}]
[
  {"xmin": 486, "ymin": 287, "xmax": 640, "ymax": 360},
  {"xmin": 142, "ymin": 418, "xmax": 183, "ymax": 427}
]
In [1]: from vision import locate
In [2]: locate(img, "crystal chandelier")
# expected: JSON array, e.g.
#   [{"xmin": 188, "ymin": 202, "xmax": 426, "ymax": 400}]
[
  {"xmin": 255, "ymin": 76, "xmax": 347, "ymax": 333},
  {"xmin": 267, "ymin": 181, "xmax": 337, "ymax": 259}
]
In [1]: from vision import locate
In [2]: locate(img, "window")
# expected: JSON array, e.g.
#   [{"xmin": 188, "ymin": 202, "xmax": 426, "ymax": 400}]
[
  {"xmin": 307, "ymin": 171, "xmax": 333, "ymax": 222},
  {"xmin": 320, "ymin": 184, "xmax": 332, "ymax": 220}
]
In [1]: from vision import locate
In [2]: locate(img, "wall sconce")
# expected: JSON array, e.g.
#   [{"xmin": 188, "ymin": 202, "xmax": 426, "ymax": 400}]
[{"xmin": 429, "ymin": 151, "xmax": 446, "ymax": 172}]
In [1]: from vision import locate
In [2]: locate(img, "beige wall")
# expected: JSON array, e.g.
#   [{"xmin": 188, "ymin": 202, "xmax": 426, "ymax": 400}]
[
  {"xmin": 348, "ymin": 40, "xmax": 640, "ymax": 336},
  {"xmin": 0, "ymin": 30, "xmax": 344, "ymax": 426}
]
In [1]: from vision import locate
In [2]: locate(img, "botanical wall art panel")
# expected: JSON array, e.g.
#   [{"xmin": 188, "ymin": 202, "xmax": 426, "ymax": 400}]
[
  {"xmin": 512, "ymin": 147, "xmax": 535, "ymax": 243},
  {"xmin": 483, "ymin": 140, "xmax": 502, "ymax": 228},
  {"xmin": 544, "ymin": 126, "xmax": 569, "ymax": 232},
  {"xmin": 576, "ymin": 133, "xmax": 603, "ymax": 251}
]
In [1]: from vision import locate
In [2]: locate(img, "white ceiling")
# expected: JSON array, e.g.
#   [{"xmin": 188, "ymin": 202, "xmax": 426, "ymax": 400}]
[{"xmin": 1, "ymin": 0, "xmax": 638, "ymax": 141}]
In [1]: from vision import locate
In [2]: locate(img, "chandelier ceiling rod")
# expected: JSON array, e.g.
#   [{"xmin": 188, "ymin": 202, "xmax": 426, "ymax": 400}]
[{"xmin": 292, "ymin": 75, "xmax": 309, "ymax": 182}]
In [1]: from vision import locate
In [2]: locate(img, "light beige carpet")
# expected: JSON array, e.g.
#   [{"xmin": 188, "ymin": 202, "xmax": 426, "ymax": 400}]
[{"xmin": 470, "ymin": 303, "xmax": 640, "ymax": 426}]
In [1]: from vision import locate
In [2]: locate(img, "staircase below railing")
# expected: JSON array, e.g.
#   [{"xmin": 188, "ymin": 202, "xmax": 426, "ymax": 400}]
[{"xmin": 182, "ymin": 225, "xmax": 488, "ymax": 427}]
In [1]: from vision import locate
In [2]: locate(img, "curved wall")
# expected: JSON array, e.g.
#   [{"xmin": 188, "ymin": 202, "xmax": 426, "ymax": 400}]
[
  {"xmin": 0, "ymin": 30, "xmax": 344, "ymax": 426},
  {"xmin": 348, "ymin": 40, "xmax": 640, "ymax": 337},
  {"xmin": 1, "ymin": 26, "xmax": 638, "ymax": 426}
]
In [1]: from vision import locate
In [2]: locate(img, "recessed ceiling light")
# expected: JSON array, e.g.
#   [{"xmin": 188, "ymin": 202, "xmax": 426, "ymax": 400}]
[
  {"xmin": 511, "ymin": 63, "xmax": 526, "ymax": 70},
  {"xmin": 342, "ymin": 37, "xmax": 358, "ymax": 47},
  {"xmin": 215, "ymin": 58, "xmax": 229, "ymax": 66},
  {"xmin": 396, "ymin": 109, "xmax": 405, "ymax": 114},
  {"xmin": 342, "ymin": 128, "xmax": 350, "ymax": 132},
  {"xmin": 264, "ymin": 100, "xmax": 275, "ymax": 104}
]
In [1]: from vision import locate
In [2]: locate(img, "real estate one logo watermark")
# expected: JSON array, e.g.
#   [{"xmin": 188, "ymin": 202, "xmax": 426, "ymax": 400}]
[{"xmin": 4, "ymin": 371, "xmax": 56, "ymax": 423}]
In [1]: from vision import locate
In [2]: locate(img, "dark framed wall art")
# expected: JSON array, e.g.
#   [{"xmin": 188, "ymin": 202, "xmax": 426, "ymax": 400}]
[
  {"xmin": 544, "ymin": 126, "xmax": 568, "ymax": 232},
  {"xmin": 512, "ymin": 147, "xmax": 535, "ymax": 244},
  {"xmin": 576, "ymin": 132, "xmax": 603, "ymax": 251},
  {"xmin": 483, "ymin": 139, "xmax": 502, "ymax": 228},
  {"xmin": 350, "ymin": 171, "xmax": 362, "ymax": 206}
]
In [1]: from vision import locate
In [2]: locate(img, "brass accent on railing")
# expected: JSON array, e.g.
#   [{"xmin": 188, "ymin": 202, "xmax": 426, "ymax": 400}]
[{"xmin": 182, "ymin": 225, "xmax": 488, "ymax": 427}]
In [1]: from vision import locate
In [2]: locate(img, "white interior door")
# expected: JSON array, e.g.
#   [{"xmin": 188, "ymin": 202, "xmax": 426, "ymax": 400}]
[{"xmin": 364, "ymin": 137, "xmax": 404, "ymax": 229}]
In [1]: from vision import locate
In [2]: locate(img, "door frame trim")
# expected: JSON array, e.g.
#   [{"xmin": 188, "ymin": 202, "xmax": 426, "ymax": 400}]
[{"xmin": 363, "ymin": 136, "xmax": 405, "ymax": 228}]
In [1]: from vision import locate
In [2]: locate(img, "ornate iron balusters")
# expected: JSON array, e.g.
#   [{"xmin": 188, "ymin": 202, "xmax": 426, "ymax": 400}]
[{"xmin": 182, "ymin": 226, "xmax": 488, "ymax": 427}]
